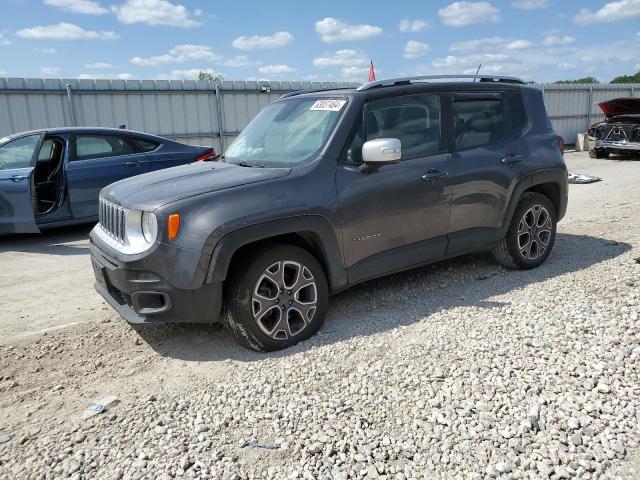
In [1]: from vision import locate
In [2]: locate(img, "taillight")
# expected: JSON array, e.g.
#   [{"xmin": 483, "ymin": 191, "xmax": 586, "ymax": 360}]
[
  {"xmin": 197, "ymin": 148, "xmax": 216, "ymax": 161},
  {"xmin": 559, "ymin": 137, "xmax": 564, "ymax": 156}
]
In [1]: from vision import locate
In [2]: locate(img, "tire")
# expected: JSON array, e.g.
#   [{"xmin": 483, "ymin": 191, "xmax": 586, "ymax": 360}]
[
  {"xmin": 223, "ymin": 244, "xmax": 329, "ymax": 352},
  {"xmin": 589, "ymin": 148, "xmax": 609, "ymax": 159},
  {"xmin": 492, "ymin": 192, "xmax": 557, "ymax": 270}
]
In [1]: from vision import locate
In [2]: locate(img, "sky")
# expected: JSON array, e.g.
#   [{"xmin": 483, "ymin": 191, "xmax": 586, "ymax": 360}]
[{"xmin": 0, "ymin": 0, "xmax": 639, "ymax": 83}]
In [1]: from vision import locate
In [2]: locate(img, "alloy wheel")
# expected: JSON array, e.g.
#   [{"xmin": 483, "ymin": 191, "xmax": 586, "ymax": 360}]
[
  {"xmin": 251, "ymin": 261, "xmax": 318, "ymax": 340},
  {"xmin": 517, "ymin": 205, "xmax": 553, "ymax": 261}
]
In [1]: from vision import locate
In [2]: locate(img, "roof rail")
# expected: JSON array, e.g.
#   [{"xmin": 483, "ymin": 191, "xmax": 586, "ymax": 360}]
[
  {"xmin": 357, "ymin": 74, "xmax": 525, "ymax": 91},
  {"xmin": 279, "ymin": 86, "xmax": 356, "ymax": 99}
]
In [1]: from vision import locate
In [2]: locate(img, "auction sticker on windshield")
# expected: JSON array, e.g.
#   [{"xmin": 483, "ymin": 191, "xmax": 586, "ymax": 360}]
[{"xmin": 310, "ymin": 100, "xmax": 347, "ymax": 111}]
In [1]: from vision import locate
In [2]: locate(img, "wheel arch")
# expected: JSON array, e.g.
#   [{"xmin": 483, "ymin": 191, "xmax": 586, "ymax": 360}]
[
  {"xmin": 500, "ymin": 169, "xmax": 568, "ymax": 238},
  {"xmin": 206, "ymin": 216, "xmax": 348, "ymax": 293}
]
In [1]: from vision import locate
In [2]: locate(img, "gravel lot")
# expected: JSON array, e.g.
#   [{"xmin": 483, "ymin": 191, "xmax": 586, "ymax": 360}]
[{"xmin": 0, "ymin": 151, "xmax": 639, "ymax": 480}]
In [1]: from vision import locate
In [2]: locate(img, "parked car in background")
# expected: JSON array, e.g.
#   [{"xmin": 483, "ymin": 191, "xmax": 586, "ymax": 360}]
[
  {"xmin": 90, "ymin": 74, "xmax": 568, "ymax": 352},
  {"xmin": 588, "ymin": 97, "xmax": 640, "ymax": 158},
  {"xmin": 0, "ymin": 128, "xmax": 215, "ymax": 235}
]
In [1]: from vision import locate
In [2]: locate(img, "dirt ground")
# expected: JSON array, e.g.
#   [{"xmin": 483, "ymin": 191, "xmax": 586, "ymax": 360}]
[{"xmin": 0, "ymin": 150, "xmax": 639, "ymax": 479}]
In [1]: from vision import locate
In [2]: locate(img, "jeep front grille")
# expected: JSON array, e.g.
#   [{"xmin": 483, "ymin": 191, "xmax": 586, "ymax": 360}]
[{"xmin": 99, "ymin": 199, "xmax": 127, "ymax": 244}]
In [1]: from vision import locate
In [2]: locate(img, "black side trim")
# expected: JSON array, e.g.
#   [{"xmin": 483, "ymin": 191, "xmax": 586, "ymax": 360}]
[{"xmin": 206, "ymin": 216, "xmax": 347, "ymax": 292}]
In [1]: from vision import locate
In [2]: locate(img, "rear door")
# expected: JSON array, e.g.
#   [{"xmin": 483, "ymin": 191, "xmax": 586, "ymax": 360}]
[
  {"xmin": 446, "ymin": 91, "xmax": 529, "ymax": 253},
  {"xmin": 0, "ymin": 133, "xmax": 43, "ymax": 234},
  {"xmin": 66, "ymin": 133, "xmax": 149, "ymax": 219}
]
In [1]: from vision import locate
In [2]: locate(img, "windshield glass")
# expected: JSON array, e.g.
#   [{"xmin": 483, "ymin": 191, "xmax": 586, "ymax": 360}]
[{"xmin": 223, "ymin": 97, "xmax": 348, "ymax": 167}]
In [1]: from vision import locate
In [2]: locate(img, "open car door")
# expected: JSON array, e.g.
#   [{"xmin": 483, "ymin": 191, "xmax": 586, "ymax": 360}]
[{"xmin": 0, "ymin": 133, "xmax": 44, "ymax": 234}]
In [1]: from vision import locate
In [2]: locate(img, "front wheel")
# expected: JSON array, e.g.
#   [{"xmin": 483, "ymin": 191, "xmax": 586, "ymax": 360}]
[
  {"xmin": 589, "ymin": 148, "xmax": 609, "ymax": 159},
  {"xmin": 223, "ymin": 244, "xmax": 329, "ymax": 352},
  {"xmin": 492, "ymin": 192, "xmax": 557, "ymax": 270}
]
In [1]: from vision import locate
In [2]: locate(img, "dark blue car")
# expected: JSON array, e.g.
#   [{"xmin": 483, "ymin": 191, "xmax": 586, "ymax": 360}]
[{"xmin": 0, "ymin": 128, "xmax": 214, "ymax": 234}]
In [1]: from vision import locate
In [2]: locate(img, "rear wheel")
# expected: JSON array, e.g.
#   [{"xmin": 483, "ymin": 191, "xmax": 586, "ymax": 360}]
[
  {"xmin": 492, "ymin": 192, "xmax": 557, "ymax": 270},
  {"xmin": 223, "ymin": 244, "xmax": 329, "ymax": 352},
  {"xmin": 589, "ymin": 148, "xmax": 609, "ymax": 159}
]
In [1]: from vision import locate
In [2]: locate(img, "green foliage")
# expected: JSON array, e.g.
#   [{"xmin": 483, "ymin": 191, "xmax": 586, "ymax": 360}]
[
  {"xmin": 611, "ymin": 70, "xmax": 640, "ymax": 84},
  {"xmin": 553, "ymin": 77, "xmax": 600, "ymax": 85},
  {"xmin": 198, "ymin": 71, "xmax": 224, "ymax": 83}
]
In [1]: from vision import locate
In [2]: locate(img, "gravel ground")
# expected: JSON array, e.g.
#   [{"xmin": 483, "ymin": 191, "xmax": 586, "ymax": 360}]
[{"xmin": 0, "ymin": 151, "xmax": 639, "ymax": 479}]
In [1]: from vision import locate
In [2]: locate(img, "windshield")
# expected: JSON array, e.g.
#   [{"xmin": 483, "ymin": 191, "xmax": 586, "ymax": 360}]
[{"xmin": 223, "ymin": 97, "xmax": 348, "ymax": 167}]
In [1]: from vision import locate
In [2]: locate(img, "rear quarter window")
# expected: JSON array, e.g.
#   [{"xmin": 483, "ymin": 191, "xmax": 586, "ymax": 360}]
[{"xmin": 129, "ymin": 137, "xmax": 160, "ymax": 153}]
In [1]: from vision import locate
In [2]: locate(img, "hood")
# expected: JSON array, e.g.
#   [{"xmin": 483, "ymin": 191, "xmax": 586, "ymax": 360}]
[
  {"xmin": 598, "ymin": 98, "xmax": 640, "ymax": 118},
  {"xmin": 102, "ymin": 161, "xmax": 292, "ymax": 210}
]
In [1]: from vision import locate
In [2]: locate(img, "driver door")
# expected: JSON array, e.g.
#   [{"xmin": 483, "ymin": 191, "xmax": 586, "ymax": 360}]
[{"xmin": 0, "ymin": 133, "xmax": 44, "ymax": 234}]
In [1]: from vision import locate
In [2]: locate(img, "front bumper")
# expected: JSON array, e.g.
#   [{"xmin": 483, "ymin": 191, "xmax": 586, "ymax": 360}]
[
  {"xmin": 595, "ymin": 140, "xmax": 640, "ymax": 152},
  {"xmin": 91, "ymin": 242, "xmax": 222, "ymax": 324}
]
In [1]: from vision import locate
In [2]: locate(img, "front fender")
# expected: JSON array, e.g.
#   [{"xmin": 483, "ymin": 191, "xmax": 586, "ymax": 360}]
[{"xmin": 206, "ymin": 215, "xmax": 348, "ymax": 293}]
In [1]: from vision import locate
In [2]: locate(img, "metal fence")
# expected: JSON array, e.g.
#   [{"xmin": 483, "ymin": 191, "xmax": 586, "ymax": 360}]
[
  {"xmin": 0, "ymin": 78, "xmax": 358, "ymax": 152},
  {"xmin": 1, "ymin": 77, "xmax": 640, "ymax": 147}
]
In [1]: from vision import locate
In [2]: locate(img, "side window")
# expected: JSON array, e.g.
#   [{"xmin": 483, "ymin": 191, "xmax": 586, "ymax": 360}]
[
  {"xmin": 343, "ymin": 93, "xmax": 442, "ymax": 165},
  {"xmin": 452, "ymin": 99, "xmax": 505, "ymax": 151},
  {"xmin": 129, "ymin": 137, "xmax": 159, "ymax": 153},
  {"xmin": 74, "ymin": 135, "xmax": 134, "ymax": 161},
  {"xmin": 0, "ymin": 135, "xmax": 40, "ymax": 170}
]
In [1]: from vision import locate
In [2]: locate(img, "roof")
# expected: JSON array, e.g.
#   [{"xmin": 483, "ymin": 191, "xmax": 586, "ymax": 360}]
[{"xmin": 3, "ymin": 126, "xmax": 166, "ymax": 140}]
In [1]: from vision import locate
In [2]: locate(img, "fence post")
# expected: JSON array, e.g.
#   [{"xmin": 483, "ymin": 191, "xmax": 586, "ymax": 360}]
[
  {"xmin": 586, "ymin": 86, "xmax": 593, "ymax": 131},
  {"xmin": 65, "ymin": 83, "xmax": 77, "ymax": 127},
  {"xmin": 214, "ymin": 84, "xmax": 225, "ymax": 152}
]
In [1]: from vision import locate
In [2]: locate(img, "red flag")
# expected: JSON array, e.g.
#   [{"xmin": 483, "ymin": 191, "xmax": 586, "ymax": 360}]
[{"xmin": 368, "ymin": 60, "xmax": 376, "ymax": 82}]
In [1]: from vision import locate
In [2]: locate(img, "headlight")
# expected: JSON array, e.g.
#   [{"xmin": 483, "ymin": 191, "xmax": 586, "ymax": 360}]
[{"xmin": 141, "ymin": 212, "xmax": 158, "ymax": 244}]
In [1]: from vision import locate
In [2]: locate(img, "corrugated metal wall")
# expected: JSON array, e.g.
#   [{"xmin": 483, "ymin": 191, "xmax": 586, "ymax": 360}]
[
  {"xmin": 0, "ymin": 78, "xmax": 358, "ymax": 151},
  {"xmin": 1, "ymin": 77, "xmax": 639, "ymax": 146}
]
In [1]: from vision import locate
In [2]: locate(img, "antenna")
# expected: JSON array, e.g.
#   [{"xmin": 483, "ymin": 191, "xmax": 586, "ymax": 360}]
[{"xmin": 474, "ymin": 64, "xmax": 482, "ymax": 82}]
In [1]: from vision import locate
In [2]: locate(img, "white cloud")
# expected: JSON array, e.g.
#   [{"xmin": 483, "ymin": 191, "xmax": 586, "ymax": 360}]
[
  {"xmin": 159, "ymin": 68, "xmax": 222, "ymax": 80},
  {"xmin": 439, "ymin": 2, "xmax": 501, "ymax": 27},
  {"xmin": 511, "ymin": 0, "xmax": 548, "ymax": 9},
  {"xmin": 221, "ymin": 56, "xmax": 252, "ymax": 68},
  {"xmin": 78, "ymin": 72, "xmax": 134, "ymax": 79},
  {"xmin": 543, "ymin": 35, "xmax": 575, "ymax": 46},
  {"xmin": 557, "ymin": 62, "xmax": 576, "ymax": 69},
  {"xmin": 341, "ymin": 66, "xmax": 372, "ymax": 80},
  {"xmin": 313, "ymin": 49, "xmax": 368, "ymax": 68},
  {"xmin": 315, "ymin": 17, "xmax": 383, "ymax": 43},
  {"xmin": 463, "ymin": 64, "xmax": 505, "ymax": 74},
  {"xmin": 258, "ymin": 64, "xmax": 296, "ymax": 75},
  {"xmin": 403, "ymin": 40, "xmax": 430, "ymax": 59},
  {"xmin": 131, "ymin": 45, "xmax": 219, "ymax": 66},
  {"xmin": 399, "ymin": 19, "xmax": 428, "ymax": 33},
  {"xmin": 433, "ymin": 53, "xmax": 510, "ymax": 68},
  {"xmin": 450, "ymin": 36, "xmax": 507, "ymax": 51},
  {"xmin": 232, "ymin": 31, "xmax": 293, "ymax": 50},
  {"xmin": 507, "ymin": 39, "xmax": 535, "ymax": 50},
  {"xmin": 112, "ymin": 0, "xmax": 201, "ymax": 27},
  {"xmin": 575, "ymin": 0, "xmax": 640, "ymax": 25},
  {"xmin": 450, "ymin": 36, "xmax": 534, "ymax": 51},
  {"xmin": 34, "ymin": 47, "xmax": 56, "ymax": 53},
  {"xmin": 17, "ymin": 23, "xmax": 118, "ymax": 40},
  {"xmin": 85, "ymin": 62, "xmax": 113, "ymax": 69},
  {"xmin": 44, "ymin": 0, "xmax": 107, "ymax": 15},
  {"xmin": 40, "ymin": 66, "xmax": 60, "ymax": 76}
]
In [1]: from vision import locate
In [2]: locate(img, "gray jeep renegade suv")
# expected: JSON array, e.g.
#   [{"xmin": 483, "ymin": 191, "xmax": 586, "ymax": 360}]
[{"xmin": 90, "ymin": 75, "xmax": 568, "ymax": 351}]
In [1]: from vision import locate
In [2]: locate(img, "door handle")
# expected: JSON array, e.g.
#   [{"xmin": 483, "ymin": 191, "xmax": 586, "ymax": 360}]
[
  {"xmin": 421, "ymin": 169, "xmax": 448, "ymax": 181},
  {"xmin": 125, "ymin": 161, "xmax": 141, "ymax": 167},
  {"xmin": 501, "ymin": 153, "xmax": 524, "ymax": 165},
  {"xmin": 0, "ymin": 175, "xmax": 26, "ymax": 182}
]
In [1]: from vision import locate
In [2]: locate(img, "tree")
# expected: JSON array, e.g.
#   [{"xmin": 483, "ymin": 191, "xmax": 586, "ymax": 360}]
[
  {"xmin": 611, "ymin": 70, "xmax": 640, "ymax": 84},
  {"xmin": 198, "ymin": 71, "xmax": 224, "ymax": 83},
  {"xmin": 553, "ymin": 77, "xmax": 599, "ymax": 85}
]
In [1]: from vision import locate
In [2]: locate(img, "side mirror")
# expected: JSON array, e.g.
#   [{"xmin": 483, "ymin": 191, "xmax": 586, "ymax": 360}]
[{"xmin": 361, "ymin": 138, "xmax": 401, "ymax": 170}]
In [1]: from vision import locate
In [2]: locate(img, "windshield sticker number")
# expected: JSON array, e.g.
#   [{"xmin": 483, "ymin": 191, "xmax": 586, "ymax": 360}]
[{"xmin": 310, "ymin": 100, "xmax": 347, "ymax": 112}]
